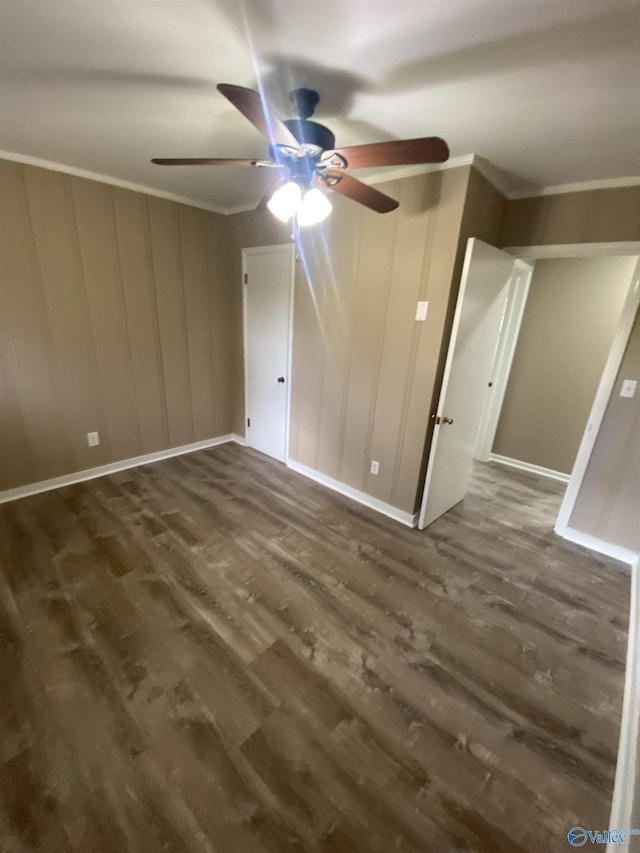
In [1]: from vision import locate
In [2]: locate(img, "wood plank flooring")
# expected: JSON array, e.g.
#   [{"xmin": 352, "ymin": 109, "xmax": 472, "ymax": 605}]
[{"xmin": 0, "ymin": 444, "xmax": 630, "ymax": 852}]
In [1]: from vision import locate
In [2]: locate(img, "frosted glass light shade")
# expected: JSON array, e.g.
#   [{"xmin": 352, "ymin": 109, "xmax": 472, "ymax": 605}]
[
  {"xmin": 296, "ymin": 188, "xmax": 332, "ymax": 227},
  {"xmin": 267, "ymin": 181, "xmax": 302, "ymax": 223}
]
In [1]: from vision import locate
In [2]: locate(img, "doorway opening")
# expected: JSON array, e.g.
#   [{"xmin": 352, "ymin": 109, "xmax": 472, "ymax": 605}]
[{"xmin": 419, "ymin": 238, "xmax": 640, "ymax": 548}]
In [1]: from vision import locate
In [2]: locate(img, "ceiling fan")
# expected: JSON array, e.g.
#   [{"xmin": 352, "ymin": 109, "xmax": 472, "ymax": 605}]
[{"xmin": 152, "ymin": 84, "xmax": 449, "ymax": 226}]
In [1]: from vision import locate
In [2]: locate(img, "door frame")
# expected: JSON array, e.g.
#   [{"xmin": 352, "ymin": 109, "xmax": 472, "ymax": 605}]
[
  {"xmin": 501, "ymin": 242, "xmax": 640, "ymax": 554},
  {"xmin": 418, "ymin": 240, "xmax": 640, "ymax": 541},
  {"xmin": 554, "ymin": 254, "xmax": 640, "ymax": 542},
  {"xmin": 241, "ymin": 244, "xmax": 296, "ymax": 460}
]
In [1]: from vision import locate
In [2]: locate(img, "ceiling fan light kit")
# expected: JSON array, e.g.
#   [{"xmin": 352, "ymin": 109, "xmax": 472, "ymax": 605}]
[
  {"xmin": 296, "ymin": 187, "xmax": 333, "ymax": 227},
  {"xmin": 152, "ymin": 84, "xmax": 449, "ymax": 226},
  {"xmin": 267, "ymin": 182, "xmax": 332, "ymax": 227},
  {"xmin": 267, "ymin": 181, "xmax": 302, "ymax": 222}
]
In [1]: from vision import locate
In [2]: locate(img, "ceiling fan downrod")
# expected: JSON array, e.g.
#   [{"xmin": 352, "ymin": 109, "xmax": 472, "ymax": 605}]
[{"xmin": 289, "ymin": 88, "xmax": 320, "ymax": 120}]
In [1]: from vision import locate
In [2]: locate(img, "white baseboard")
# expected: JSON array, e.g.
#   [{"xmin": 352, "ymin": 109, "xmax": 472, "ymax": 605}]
[
  {"xmin": 0, "ymin": 434, "xmax": 235, "ymax": 505},
  {"xmin": 556, "ymin": 525, "xmax": 640, "ymax": 567},
  {"xmin": 286, "ymin": 458, "xmax": 417, "ymax": 528},
  {"xmin": 231, "ymin": 433, "xmax": 247, "ymax": 446},
  {"xmin": 608, "ymin": 557, "xmax": 640, "ymax": 852},
  {"xmin": 489, "ymin": 453, "xmax": 571, "ymax": 483}
]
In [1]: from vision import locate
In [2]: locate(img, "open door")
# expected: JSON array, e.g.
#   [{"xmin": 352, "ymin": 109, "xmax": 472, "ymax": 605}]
[
  {"xmin": 419, "ymin": 238, "xmax": 517, "ymax": 529},
  {"xmin": 474, "ymin": 258, "xmax": 534, "ymax": 461}
]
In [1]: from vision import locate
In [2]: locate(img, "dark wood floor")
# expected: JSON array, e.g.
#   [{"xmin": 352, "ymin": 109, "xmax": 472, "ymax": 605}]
[{"xmin": 0, "ymin": 444, "xmax": 630, "ymax": 852}]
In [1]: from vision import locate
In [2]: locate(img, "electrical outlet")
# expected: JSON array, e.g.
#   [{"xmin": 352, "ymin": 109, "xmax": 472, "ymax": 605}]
[
  {"xmin": 620, "ymin": 379, "xmax": 637, "ymax": 398},
  {"xmin": 87, "ymin": 431, "xmax": 100, "ymax": 447},
  {"xmin": 370, "ymin": 460, "xmax": 379, "ymax": 475}
]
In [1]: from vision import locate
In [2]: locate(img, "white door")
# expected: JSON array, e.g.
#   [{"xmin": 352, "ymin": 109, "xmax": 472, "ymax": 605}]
[
  {"xmin": 243, "ymin": 245, "xmax": 294, "ymax": 462},
  {"xmin": 419, "ymin": 238, "xmax": 516, "ymax": 528},
  {"xmin": 473, "ymin": 259, "xmax": 534, "ymax": 461}
]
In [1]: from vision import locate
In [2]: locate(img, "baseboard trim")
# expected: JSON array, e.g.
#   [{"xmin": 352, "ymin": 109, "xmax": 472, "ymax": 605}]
[
  {"xmin": 607, "ymin": 558, "xmax": 640, "ymax": 852},
  {"xmin": 556, "ymin": 525, "xmax": 640, "ymax": 566},
  {"xmin": 231, "ymin": 433, "xmax": 247, "ymax": 446},
  {"xmin": 0, "ymin": 435, "xmax": 235, "ymax": 505},
  {"xmin": 286, "ymin": 458, "xmax": 417, "ymax": 528},
  {"xmin": 489, "ymin": 453, "xmax": 571, "ymax": 483}
]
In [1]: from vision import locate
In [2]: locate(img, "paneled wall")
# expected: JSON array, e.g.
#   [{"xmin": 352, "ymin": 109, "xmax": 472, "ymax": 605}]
[
  {"xmin": 493, "ymin": 256, "xmax": 636, "ymax": 474},
  {"xmin": 4, "ymin": 154, "xmax": 637, "ymax": 533},
  {"xmin": 413, "ymin": 166, "xmax": 507, "ymax": 494},
  {"xmin": 229, "ymin": 167, "xmax": 472, "ymax": 514},
  {"xmin": 501, "ymin": 185, "xmax": 640, "ymax": 247},
  {"xmin": 0, "ymin": 159, "xmax": 234, "ymax": 492},
  {"xmin": 569, "ymin": 305, "xmax": 640, "ymax": 552}
]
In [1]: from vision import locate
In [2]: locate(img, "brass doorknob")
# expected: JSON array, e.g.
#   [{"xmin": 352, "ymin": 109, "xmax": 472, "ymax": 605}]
[
  {"xmin": 277, "ymin": 376, "xmax": 285, "ymax": 383},
  {"xmin": 443, "ymin": 417, "xmax": 454, "ymax": 425}
]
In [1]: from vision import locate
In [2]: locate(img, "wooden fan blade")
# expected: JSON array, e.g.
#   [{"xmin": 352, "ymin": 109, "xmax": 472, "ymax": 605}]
[
  {"xmin": 321, "ymin": 171, "xmax": 398, "ymax": 213},
  {"xmin": 217, "ymin": 84, "xmax": 300, "ymax": 150},
  {"xmin": 151, "ymin": 157, "xmax": 276, "ymax": 166},
  {"xmin": 321, "ymin": 137, "xmax": 449, "ymax": 169},
  {"xmin": 256, "ymin": 177, "xmax": 287, "ymax": 211}
]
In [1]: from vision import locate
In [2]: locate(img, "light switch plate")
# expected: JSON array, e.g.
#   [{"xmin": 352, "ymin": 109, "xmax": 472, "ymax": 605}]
[
  {"xmin": 415, "ymin": 301, "xmax": 429, "ymax": 322},
  {"xmin": 620, "ymin": 379, "xmax": 637, "ymax": 398},
  {"xmin": 87, "ymin": 431, "xmax": 100, "ymax": 447}
]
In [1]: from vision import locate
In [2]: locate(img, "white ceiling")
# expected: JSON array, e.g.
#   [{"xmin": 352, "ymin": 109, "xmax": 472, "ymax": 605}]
[{"xmin": 1, "ymin": 0, "xmax": 639, "ymax": 211}]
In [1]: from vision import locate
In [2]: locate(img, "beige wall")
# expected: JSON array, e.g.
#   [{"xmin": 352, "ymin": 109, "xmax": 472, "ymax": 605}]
[
  {"xmin": 501, "ymin": 186, "xmax": 640, "ymax": 247},
  {"xmin": 493, "ymin": 256, "xmax": 636, "ymax": 474},
  {"xmin": 0, "ymin": 159, "xmax": 235, "ymax": 492},
  {"xmin": 229, "ymin": 166, "xmax": 475, "ymax": 513},
  {"xmin": 1, "ymin": 157, "xmax": 482, "ymax": 510},
  {"xmin": 4, "ymin": 153, "xmax": 638, "ymax": 536},
  {"xmin": 569, "ymin": 304, "xmax": 640, "ymax": 552}
]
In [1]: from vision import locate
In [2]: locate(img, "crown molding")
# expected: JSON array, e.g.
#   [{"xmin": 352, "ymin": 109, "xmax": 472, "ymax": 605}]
[
  {"xmin": 504, "ymin": 241, "xmax": 640, "ymax": 259},
  {"xmin": 360, "ymin": 154, "xmax": 475, "ymax": 186},
  {"xmin": 2, "ymin": 147, "xmax": 480, "ymax": 218},
  {"xmin": 507, "ymin": 175, "xmax": 640, "ymax": 200},
  {"xmin": 361, "ymin": 154, "xmax": 521, "ymax": 201},
  {"xmin": 0, "ymin": 149, "xmax": 228, "ymax": 215},
  {"xmin": 470, "ymin": 155, "xmax": 516, "ymax": 198},
  {"xmin": 6, "ymin": 147, "xmax": 636, "ymax": 216},
  {"xmin": 224, "ymin": 201, "xmax": 262, "ymax": 215}
]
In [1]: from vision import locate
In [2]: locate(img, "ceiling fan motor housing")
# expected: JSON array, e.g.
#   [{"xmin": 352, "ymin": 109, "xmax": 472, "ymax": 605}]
[
  {"xmin": 281, "ymin": 88, "xmax": 335, "ymax": 155},
  {"xmin": 282, "ymin": 119, "xmax": 335, "ymax": 155}
]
